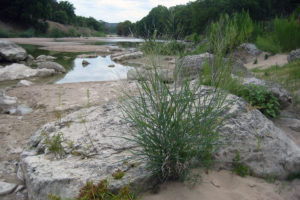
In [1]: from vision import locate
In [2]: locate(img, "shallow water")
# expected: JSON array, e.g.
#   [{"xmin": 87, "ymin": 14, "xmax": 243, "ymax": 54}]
[{"xmin": 56, "ymin": 56, "xmax": 133, "ymax": 84}]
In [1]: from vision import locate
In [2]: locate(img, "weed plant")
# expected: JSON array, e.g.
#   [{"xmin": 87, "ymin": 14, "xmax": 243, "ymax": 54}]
[{"xmin": 232, "ymin": 152, "xmax": 249, "ymax": 177}]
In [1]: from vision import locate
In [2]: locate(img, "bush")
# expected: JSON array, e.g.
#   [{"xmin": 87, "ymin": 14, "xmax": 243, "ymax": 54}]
[
  {"xmin": 255, "ymin": 36, "xmax": 281, "ymax": 54},
  {"xmin": 232, "ymin": 152, "xmax": 249, "ymax": 177},
  {"xmin": 255, "ymin": 15, "xmax": 300, "ymax": 53},
  {"xmin": 208, "ymin": 11, "xmax": 253, "ymax": 54},
  {"xmin": 0, "ymin": 29, "xmax": 10, "ymax": 38},
  {"xmin": 121, "ymin": 65, "xmax": 229, "ymax": 181},
  {"xmin": 236, "ymin": 84, "xmax": 280, "ymax": 118},
  {"xmin": 141, "ymin": 40, "xmax": 185, "ymax": 55},
  {"xmin": 49, "ymin": 28, "xmax": 66, "ymax": 38},
  {"xmin": 19, "ymin": 28, "xmax": 35, "ymax": 38}
]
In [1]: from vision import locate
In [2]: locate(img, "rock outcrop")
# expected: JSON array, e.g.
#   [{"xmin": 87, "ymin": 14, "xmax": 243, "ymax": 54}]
[
  {"xmin": 21, "ymin": 88, "xmax": 300, "ymax": 199},
  {"xmin": 176, "ymin": 53, "xmax": 251, "ymax": 81},
  {"xmin": 288, "ymin": 49, "xmax": 300, "ymax": 63},
  {"xmin": 35, "ymin": 55, "xmax": 56, "ymax": 62},
  {"xmin": 0, "ymin": 181, "xmax": 17, "ymax": 196},
  {"xmin": 232, "ymin": 43, "xmax": 261, "ymax": 64},
  {"xmin": 21, "ymin": 103, "xmax": 153, "ymax": 200},
  {"xmin": 0, "ymin": 64, "xmax": 56, "ymax": 81},
  {"xmin": 37, "ymin": 62, "xmax": 66, "ymax": 73},
  {"xmin": 0, "ymin": 40, "xmax": 27, "ymax": 62}
]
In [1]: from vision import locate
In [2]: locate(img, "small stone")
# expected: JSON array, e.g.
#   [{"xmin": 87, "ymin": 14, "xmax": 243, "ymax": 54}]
[
  {"xmin": 17, "ymin": 80, "xmax": 33, "ymax": 87},
  {"xmin": 82, "ymin": 60, "xmax": 90, "ymax": 66},
  {"xmin": 108, "ymin": 64, "xmax": 115, "ymax": 68},
  {"xmin": 0, "ymin": 181, "xmax": 17, "ymax": 196}
]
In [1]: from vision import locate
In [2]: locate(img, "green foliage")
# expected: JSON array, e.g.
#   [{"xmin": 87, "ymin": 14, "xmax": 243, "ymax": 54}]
[
  {"xmin": 19, "ymin": 28, "xmax": 35, "ymax": 38},
  {"xmin": 141, "ymin": 40, "xmax": 185, "ymax": 55},
  {"xmin": 48, "ymin": 193, "xmax": 61, "ymax": 200},
  {"xmin": 232, "ymin": 152, "xmax": 249, "ymax": 177},
  {"xmin": 287, "ymin": 172, "xmax": 300, "ymax": 181},
  {"xmin": 192, "ymin": 42, "xmax": 209, "ymax": 55},
  {"xmin": 112, "ymin": 170, "xmax": 125, "ymax": 180},
  {"xmin": 121, "ymin": 61, "xmax": 229, "ymax": 181},
  {"xmin": 255, "ymin": 36, "xmax": 281, "ymax": 54},
  {"xmin": 236, "ymin": 84, "xmax": 280, "ymax": 118},
  {"xmin": 42, "ymin": 132, "xmax": 65, "ymax": 157},
  {"xmin": 255, "ymin": 15, "xmax": 300, "ymax": 53},
  {"xmin": 251, "ymin": 60, "xmax": 300, "ymax": 109},
  {"xmin": 76, "ymin": 180, "xmax": 137, "ymax": 200},
  {"xmin": 208, "ymin": 11, "xmax": 253, "ymax": 54}
]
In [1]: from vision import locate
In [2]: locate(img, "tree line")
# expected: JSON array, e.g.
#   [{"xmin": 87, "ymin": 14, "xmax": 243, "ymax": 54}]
[
  {"xmin": 0, "ymin": 0, "xmax": 105, "ymax": 33},
  {"xmin": 117, "ymin": 0, "xmax": 299, "ymax": 39}
]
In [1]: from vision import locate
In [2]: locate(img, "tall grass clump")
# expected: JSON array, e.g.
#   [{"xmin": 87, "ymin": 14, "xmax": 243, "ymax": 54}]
[
  {"xmin": 121, "ymin": 69, "xmax": 229, "ymax": 181},
  {"xmin": 255, "ymin": 15, "xmax": 300, "ymax": 53},
  {"xmin": 208, "ymin": 10, "xmax": 253, "ymax": 54}
]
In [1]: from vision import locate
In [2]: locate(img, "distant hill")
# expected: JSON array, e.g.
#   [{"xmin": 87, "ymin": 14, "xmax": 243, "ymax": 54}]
[{"xmin": 104, "ymin": 22, "xmax": 118, "ymax": 33}]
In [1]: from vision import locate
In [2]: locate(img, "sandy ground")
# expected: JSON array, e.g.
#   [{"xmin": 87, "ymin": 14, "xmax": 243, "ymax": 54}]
[
  {"xmin": 0, "ymin": 37, "xmax": 299, "ymax": 200},
  {"xmin": 5, "ymin": 37, "xmax": 125, "ymax": 52},
  {"xmin": 143, "ymin": 170, "xmax": 300, "ymax": 200},
  {"xmin": 245, "ymin": 52, "xmax": 289, "ymax": 69}
]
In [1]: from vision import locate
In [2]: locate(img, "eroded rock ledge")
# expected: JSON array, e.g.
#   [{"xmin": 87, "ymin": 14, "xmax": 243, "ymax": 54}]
[{"xmin": 21, "ymin": 87, "xmax": 300, "ymax": 200}]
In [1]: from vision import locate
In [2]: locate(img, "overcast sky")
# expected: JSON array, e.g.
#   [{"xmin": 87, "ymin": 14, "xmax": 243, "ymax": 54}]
[{"xmin": 64, "ymin": 0, "xmax": 192, "ymax": 23}]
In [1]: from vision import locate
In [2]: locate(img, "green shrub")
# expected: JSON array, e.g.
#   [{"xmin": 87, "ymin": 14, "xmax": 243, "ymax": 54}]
[
  {"xmin": 255, "ymin": 35, "xmax": 281, "ymax": 54},
  {"xmin": 208, "ymin": 11, "xmax": 253, "ymax": 54},
  {"xmin": 49, "ymin": 28, "xmax": 66, "ymax": 38},
  {"xmin": 236, "ymin": 84, "xmax": 280, "ymax": 118},
  {"xmin": 141, "ymin": 40, "xmax": 185, "ymax": 55},
  {"xmin": 19, "ymin": 28, "xmax": 35, "ymax": 38},
  {"xmin": 121, "ymin": 64, "xmax": 229, "ymax": 181},
  {"xmin": 255, "ymin": 15, "xmax": 300, "ymax": 53},
  {"xmin": 232, "ymin": 152, "xmax": 249, "ymax": 177},
  {"xmin": 0, "ymin": 29, "xmax": 10, "ymax": 38}
]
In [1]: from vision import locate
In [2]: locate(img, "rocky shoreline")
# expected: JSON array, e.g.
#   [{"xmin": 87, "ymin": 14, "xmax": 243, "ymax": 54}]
[{"xmin": 0, "ymin": 38, "xmax": 299, "ymax": 200}]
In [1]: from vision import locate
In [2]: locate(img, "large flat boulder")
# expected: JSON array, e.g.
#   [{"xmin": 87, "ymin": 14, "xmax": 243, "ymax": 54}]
[
  {"xmin": 21, "ymin": 87, "xmax": 300, "ymax": 200},
  {"xmin": 0, "ymin": 64, "xmax": 56, "ymax": 81},
  {"xmin": 0, "ymin": 40, "xmax": 27, "ymax": 62},
  {"xmin": 176, "ymin": 53, "xmax": 252, "ymax": 81}
]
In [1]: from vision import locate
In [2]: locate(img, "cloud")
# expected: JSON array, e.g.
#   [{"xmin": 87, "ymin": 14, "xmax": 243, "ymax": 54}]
[{"xmin": 63, "ymin": 0, "xmax": 192, "ymax": 23}]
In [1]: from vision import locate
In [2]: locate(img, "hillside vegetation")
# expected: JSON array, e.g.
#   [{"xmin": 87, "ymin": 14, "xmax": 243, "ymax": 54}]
[{"xmin": 0, "ymin": 0, "xmax": 106, "ymax": 37}]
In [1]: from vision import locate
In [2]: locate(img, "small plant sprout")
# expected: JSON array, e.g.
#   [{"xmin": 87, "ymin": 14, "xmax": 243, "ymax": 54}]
[
  {"xmin": 112, "ymin": 169, "xmax": 125, "ymax": 180},
  {"xmin": 232, "ymin": 151, "xmax": 249, "ymax": 177},
  {"xmin": 86, "ymin": 89, "xmax": 91, "ymax": 108},
  {"xmin": 43, "ymin": 132, "xmax": 65, "ymax": 158}
]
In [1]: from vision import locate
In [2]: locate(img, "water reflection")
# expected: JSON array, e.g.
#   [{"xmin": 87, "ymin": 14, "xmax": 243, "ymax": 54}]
[{"xmin": 56, "ymin": 56, "xmax": 133, "ymax": 84}]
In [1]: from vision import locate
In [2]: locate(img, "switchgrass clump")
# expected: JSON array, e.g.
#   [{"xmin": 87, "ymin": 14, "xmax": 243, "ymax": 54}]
[
  {"xmin": 121, "ymin": 63, "xmax": 229, "ymax": 181},
  {"xmin": 208, "ymin": 11, "xmax": 253, "ymax": 54},
  {"xmin": 255, "ymin": 15, "xmax": 300, "ymax": 53}
]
